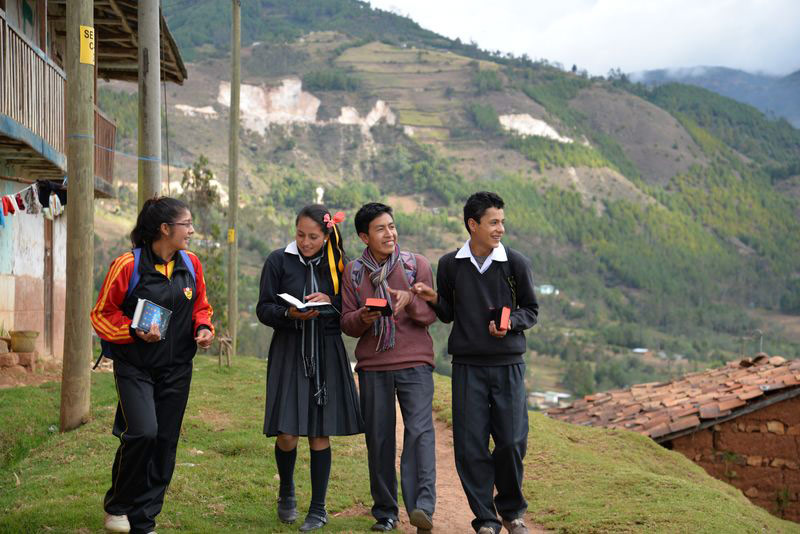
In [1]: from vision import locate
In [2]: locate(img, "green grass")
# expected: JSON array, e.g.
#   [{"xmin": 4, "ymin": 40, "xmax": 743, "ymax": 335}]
[
  {"xmin": 3, "ymin": 358, "xmax": 798, "ymax": 533},
  {"xmin": 0, "ymin": 356, "xmax": 373, "ymax": 533}
]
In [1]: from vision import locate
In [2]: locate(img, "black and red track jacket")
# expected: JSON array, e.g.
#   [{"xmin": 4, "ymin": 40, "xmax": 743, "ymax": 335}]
[{"xmin": 90, "ymin": 246, "xmax": 214, "ymax": 368}]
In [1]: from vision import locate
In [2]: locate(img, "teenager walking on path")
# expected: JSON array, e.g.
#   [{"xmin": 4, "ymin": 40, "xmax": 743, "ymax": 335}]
[
  {"xmin": 90, "ymin": 197, "xmax": 215, "ymax": 534},
  {"xmin": 414, "ymin": 191, "xmax": 539, "ymax": 534},
  {"xmin": 341, "ymin": 203, "xmax": 437, "ymax": 534},
  {"xmin": 257, "ymin": 204, "xmax": 363, "ymax": 532}
]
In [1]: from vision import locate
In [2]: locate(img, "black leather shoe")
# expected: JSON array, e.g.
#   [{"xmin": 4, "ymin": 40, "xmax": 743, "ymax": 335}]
[
  {"xmin": 409, "ymin": 509, "xmax": 433, "ymax": 531},
  {"xmin": 370, "ymin": 517, "xmax": 398, "ymax": 531},
  {"xmin": 277, "ymin": 497, "xmax": 297, "ymax": 524},
  {"xmin": 298, "ymin": 512, "xmax": 328, "ymax": 532}
]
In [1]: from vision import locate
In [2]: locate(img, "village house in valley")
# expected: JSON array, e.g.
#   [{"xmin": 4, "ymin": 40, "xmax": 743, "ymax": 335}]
[
  {"xmin": 0, "ymin": 0, "xmax": 185, "ymax": 365},
  {"xmin": 549, "ymin": 355, "xmax": 800, "ymax": 522}
]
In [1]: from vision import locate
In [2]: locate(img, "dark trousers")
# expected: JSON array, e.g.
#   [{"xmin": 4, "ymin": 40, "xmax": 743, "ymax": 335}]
[
  {"xmin": 452, "ymin": 363, "xmax": 528, "ymax": 533},
  {"xmin": 104, "ymin": 359, "xmax": 193, "ymax": 534},
  {"xmin": 358, "ymin": 365, "xmax": 436, "ymax": 521}
]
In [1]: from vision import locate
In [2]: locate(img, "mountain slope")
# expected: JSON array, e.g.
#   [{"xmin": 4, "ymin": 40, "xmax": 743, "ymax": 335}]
[
  {"xmin": 634, "ymin": 66, "xmax": 800, "ymax": 127},
  {"xmin": 97, "ymin": 0, "xmax": 800, "ymax": 392}
]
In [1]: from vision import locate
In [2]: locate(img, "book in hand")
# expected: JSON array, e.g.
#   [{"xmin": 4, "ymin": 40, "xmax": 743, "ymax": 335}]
[
  {"xmin": 131, "ymin": 298, "xmax": 172, "ymax": 339},
  {"xmin": 278, "ymin": 293, "xmax": 334, "ymax": 310},
  {"xmin": 491, "ymin": 306, "xmax": 511, "ymax": 331},
  {"xmin": 365, "ymin": 297, "xmax": 393, "ymax": 317}
]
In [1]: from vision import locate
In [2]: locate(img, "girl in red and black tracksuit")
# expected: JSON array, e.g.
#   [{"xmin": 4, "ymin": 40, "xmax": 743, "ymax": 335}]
[{"xmin": 90, "ymin": 197, "xmax": 214, "ymax": 534}]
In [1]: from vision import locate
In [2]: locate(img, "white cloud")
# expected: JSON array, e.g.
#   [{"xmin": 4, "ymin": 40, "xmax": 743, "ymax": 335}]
[{"xmin": 369, "ymin": 0, "xmax": 800, "ymax": 75}]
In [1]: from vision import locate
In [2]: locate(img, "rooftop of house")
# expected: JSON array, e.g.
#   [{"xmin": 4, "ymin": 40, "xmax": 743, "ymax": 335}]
[{"xmin": 547, "ymin": 354, "xmax": 800, "ymax": 443}]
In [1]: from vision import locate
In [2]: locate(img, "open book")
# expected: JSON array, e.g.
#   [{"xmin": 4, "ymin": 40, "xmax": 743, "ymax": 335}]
[
  {"xmin": 131, "ymin": 298, "xmax": 172, "ymax": 338},
  {"xmin": 278, "ymin": 293, "xmax": 334, "ymax": 310}
]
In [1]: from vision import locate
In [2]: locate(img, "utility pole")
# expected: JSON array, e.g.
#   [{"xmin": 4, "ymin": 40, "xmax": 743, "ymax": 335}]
[
  {"xmin": 227, "ymin": 0, "xmax": 241, "ymax": 364},
  {"xmin": 61, "ymin": 0, "xmax": 94, "ymax": 431},
  {"xmin": 137, "ymin": 0, "xmax": 161, "ymax": 208}
]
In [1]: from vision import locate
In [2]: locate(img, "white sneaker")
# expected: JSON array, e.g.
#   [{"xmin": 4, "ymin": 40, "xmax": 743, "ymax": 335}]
[{"xmin": 104, "ymin": 513, "xmax": 130, "ymax": 533}]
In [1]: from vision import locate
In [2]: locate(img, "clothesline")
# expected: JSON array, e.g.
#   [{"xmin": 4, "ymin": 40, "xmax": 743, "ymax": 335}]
[{"xmin": 67, "ymin": 133, "xmax": 166, "ymax": 163}]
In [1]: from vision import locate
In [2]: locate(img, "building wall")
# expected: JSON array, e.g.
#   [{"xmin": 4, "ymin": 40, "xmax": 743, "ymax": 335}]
[
  {"xmin": 671, "ymin": 396, "xmax": 800, "ymax": 522},
  {"xmin": 0, "ymin": 175, "xmax": 67, "ymax": 358}
]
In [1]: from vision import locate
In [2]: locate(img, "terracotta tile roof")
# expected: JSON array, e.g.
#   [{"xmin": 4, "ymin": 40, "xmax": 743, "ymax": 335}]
[{"xmin": 547, "ymin": 355, "xmax": 800, "ymax": 442}]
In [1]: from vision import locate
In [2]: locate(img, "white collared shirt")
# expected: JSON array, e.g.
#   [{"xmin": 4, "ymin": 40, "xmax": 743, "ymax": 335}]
[{"xmin": 456, "ymin": 239, "xmax": 508, "ymax": 274}]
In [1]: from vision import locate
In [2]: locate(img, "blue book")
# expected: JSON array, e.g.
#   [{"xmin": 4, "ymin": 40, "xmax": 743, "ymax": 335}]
[{"xmin": 131, "ymin": 298, "xmax": 172, "ymax": 339}]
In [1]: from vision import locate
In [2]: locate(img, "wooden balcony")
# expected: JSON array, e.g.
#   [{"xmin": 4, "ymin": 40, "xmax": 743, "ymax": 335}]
[{"xmin": 0, "ymin": 8, "xmax": 116, "ymax": 197}]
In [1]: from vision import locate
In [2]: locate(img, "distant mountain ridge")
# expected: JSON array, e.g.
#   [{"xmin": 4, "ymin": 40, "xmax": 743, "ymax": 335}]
[{"xmin": 633, "ymin": 66, "xmax": 800, "ymax": 127}]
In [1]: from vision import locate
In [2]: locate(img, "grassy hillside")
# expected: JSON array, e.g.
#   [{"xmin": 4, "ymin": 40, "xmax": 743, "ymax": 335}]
[
  {"xmin": 92, "ymin": 0, "xmax": 800, "ymax": 399},
  {"xmin": 2, "ymin": 357, "xmax": 799, "ymax": 533}
]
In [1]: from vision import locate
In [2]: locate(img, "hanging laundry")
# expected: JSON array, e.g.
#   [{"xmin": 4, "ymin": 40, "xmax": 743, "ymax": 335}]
[
  {"xmin": 2, "ymin": 195, "xmax": 15, "ymax": 215},
  {"xmin": 23, "ymin": 184, "xmax": 41, "ymax": 214},
  {"xmin": 14, "ymin": 192, "xmax": 25, "ymax": 212},
  {"xmin": 37, "ymin": 179, "xmax": 67, "ymax": 208}
]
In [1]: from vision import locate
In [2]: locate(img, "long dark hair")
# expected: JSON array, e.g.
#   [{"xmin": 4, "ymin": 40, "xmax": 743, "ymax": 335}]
[
  {"xmin": 296, "ymin": 204, "xmax": 347, "ymax": 294},
  {"xmin": 130, "ymin": 196, "xmax": 190, "ymax": 248}
]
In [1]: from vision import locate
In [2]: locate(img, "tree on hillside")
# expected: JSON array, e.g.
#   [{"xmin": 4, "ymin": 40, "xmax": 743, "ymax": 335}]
[{"xmin": 179, "ymin": 155, "xmax": 227, "ymax": 332}]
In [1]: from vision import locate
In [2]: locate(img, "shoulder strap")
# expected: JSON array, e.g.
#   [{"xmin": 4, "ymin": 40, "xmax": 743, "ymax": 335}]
[
  {"xmin": 180, "ymin": 250, "xmax": 197, "ymax": 283},
  {"xmin": 502, "ymin": 248, "xmax": 517, "ymax": 310},
  {"xmin": 125, "ymin": 248, "xmax": 142, "ymax": 299}
]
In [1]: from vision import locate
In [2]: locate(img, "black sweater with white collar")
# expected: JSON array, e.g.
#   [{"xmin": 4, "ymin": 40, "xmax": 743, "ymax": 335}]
[{"xmin": 432, "ymin": 247, "xmax": 539, "ymax": 365}]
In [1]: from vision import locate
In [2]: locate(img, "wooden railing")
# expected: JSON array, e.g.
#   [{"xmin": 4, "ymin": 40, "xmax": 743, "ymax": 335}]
[
  {"xmin": 94, "ymin": 108, "xmax": 116, "ymax": 186},
  {"xmin": 0, "ymin": 8, "xmax": 66, "ymax": 155},
  {"xmin": 1, "ymin": 9, "xmax": 116, "ymax": 188}
]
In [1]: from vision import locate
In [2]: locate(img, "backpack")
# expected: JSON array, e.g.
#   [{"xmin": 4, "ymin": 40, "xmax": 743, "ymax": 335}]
[
  {"xmin": 95, "ymin": 248, "xmax": 196, "ymax": 367},
  {"xmin": 350, "ymin": 251, "xmax": 417, "ymax": 307},
  {"xmin": 446, "ymin": 248, "xmax": 517, "ymax": 310}
]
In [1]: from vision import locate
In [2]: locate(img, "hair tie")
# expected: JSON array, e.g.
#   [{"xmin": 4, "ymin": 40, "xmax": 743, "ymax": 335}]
[{"xmin": 323, "ymin": 211, "xmax": 345, "ymax": 229}]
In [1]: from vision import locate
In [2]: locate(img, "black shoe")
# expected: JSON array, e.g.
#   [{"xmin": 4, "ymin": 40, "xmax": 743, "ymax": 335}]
[
  {"xmin": 409, "ymin": 509, "xmax": 433, "ymax": 531},
  {"xmin": 277, "ymin": 497, "xmax": 297, "ymax": 524},
  {"xmin": 298, "ymin": 512, "xmax": 328, "ymax": 532},
  {"xmin": 370, "ymin": 517, "xmax": 398, "ymax": 531}
]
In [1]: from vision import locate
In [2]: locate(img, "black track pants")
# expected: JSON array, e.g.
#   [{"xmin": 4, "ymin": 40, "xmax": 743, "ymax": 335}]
[{"xmin": 104, "ymin": 359, "xmax": 193, "ymax": 534}]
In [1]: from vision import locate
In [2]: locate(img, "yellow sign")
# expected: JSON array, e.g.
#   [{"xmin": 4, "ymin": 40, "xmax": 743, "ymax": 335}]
[
  {"xmin": 227, "ymin": 229, "xmax": 236, "ymax": 243},
  {"xmin": 80, "ymin": 26, "xmax": 95, "ymax": 65}
]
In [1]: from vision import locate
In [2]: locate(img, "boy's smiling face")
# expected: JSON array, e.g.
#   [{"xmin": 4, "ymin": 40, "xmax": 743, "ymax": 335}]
[
  {"xmin": 359, "ymin": 212, "xmax": 398, "ymax": 262},
  {"xmin": 469, "ymin": 207, "xmax": 505, "ymax": 252}
]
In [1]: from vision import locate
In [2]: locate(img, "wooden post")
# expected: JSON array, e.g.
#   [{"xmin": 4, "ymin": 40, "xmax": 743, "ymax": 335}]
[
  {"xmin": 227, "ymin": 0, "xmax": 240, "ymax": 364},
  {"xmin": 137, "ymin": 0, "xmax": 161, "ymax": 208},
  {"xmin": 60, "ymin": 0, "xmax": 94, "ymax": 432}
]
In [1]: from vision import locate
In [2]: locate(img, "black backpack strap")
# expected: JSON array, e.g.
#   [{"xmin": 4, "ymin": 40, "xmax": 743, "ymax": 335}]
[{"xmin": 501, "ymin": 248, "xmax": 517, "ymax": 310}]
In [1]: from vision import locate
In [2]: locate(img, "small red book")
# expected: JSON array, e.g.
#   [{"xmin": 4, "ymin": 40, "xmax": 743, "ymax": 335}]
[
  {"xmin": 365, "ymin": 298, "xmax": 393, "ymax": 316},
  {"xmin": 492, "ymin": 306, "xmax": 511, "ymax": 331}
]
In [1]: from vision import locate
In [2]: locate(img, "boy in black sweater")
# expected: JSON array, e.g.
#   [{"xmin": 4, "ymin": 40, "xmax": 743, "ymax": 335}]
[{"xmin": 413, "ymin": 191, "xmax": 538, "ymax": 534}]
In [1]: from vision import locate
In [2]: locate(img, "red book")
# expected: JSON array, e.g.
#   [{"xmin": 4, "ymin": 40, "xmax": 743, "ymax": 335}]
[
  {"xmin": 365, "ymin": 298, "xmax": 392, "ymax": 316},
  {"xmin": 492, "ymin": 306, "xmax": 511, "ymax": 331}
]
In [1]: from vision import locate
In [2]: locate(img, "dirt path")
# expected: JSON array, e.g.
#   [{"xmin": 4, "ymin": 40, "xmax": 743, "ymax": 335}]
[{"xmin": 393, "ymin": 403, "xmax": 550, "ymax": 534}]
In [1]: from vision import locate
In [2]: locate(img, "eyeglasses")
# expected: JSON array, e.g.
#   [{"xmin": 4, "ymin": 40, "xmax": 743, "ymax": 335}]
[{"xmin": 168, "ymin": 221, "xmax": 194, "ymax": 228}]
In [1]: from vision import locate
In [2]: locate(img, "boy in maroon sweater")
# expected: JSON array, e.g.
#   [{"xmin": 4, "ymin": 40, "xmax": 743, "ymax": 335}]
[{"xmin": 341, "ymin": 203, "xmax": 437, "ymax": 533}]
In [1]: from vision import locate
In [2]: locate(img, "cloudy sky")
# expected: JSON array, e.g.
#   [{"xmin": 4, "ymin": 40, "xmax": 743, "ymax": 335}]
[{"xmin": 368, "ymin": 0, "xmax": 800, "ymax": 76}]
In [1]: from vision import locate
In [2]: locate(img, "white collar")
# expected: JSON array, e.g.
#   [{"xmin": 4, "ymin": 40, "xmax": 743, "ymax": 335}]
[
  {"xmin": 456, "ymin": 240, "xmax": 507, "ymax": 274},
  {"xmin": 284, "ymin": 241, "xmax": 307, "ymax": 265}
]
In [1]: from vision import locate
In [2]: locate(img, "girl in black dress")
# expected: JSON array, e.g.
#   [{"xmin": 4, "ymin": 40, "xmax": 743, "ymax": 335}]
[{"xmin": 256, "ymin": 204, "xmax": 363, "ymax": 531}]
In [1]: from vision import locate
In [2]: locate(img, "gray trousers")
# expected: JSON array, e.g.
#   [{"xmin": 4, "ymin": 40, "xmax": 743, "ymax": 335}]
[
  {"xmin": 452, "ymin": 363, "xmax": 528, "ymax": 533},
  {"xmin": 358, "ymin": 365, "xmax": 436, "ymax": 521}
]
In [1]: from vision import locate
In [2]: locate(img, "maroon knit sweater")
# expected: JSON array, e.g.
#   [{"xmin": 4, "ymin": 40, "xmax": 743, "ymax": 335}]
[{"xmin": 341, "ymin": 252, "xmax": 436, "ymax": 371}]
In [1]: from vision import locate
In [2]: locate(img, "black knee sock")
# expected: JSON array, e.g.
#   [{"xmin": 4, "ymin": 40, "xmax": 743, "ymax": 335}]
[
  {"xmin": 274, "ymin": 443, "xmax": 297, "ymax": 501},
  {"xmin": 308, "ymin": 447, "xmax": 331, "ymax": 517}
]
